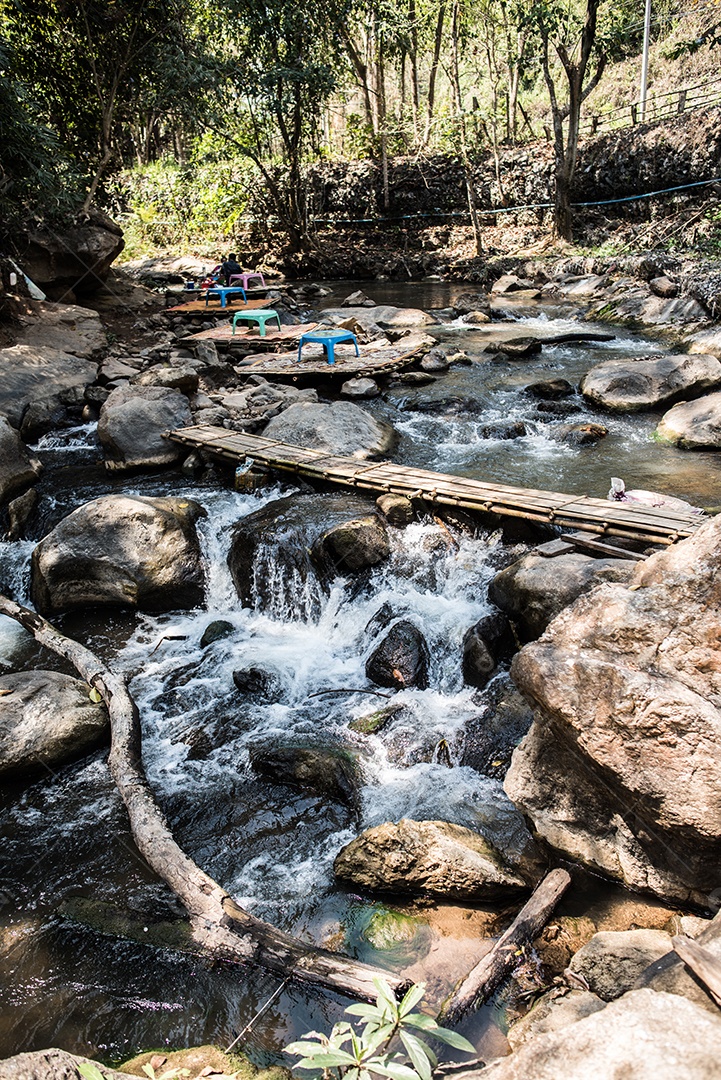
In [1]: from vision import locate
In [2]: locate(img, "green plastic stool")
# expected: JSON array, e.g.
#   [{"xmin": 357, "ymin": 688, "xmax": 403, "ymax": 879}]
[{"xmin": 231, "ymin": 309, "xmax": 281, "ymax": 336}]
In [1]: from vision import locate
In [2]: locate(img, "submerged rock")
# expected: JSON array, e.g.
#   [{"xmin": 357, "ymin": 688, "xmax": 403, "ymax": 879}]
[
  {"xmin": 580, "ymin": 353, "xmax": 721, "ymax": 412},
  {"xmin": 31, "ymin": 494, "xmax": 205, "ymax": 614},
  {"xmin": 0, "ymin": 670, "xmax": 109, "ymax": 779},
  {"xmin": 489, "ymin": 552, "xmax": 635, "ymax": 641},
  {"xmin": 366, "ymin": 620, "xmax": 430, "ymax": 689},
  {"xmin": 334, "ymin": 818, "xmax": 531, "ymax": 900},
  {"xmin": 249, "ymin": 745, "xmax": 360, "ymax": 806},
  {"xmin": 505, "ymin": 515, "xmax": 721, "ymax": 905},
  {"xmin": 262, "ymin": 401, "xmax": 396, "ymax": 459}
]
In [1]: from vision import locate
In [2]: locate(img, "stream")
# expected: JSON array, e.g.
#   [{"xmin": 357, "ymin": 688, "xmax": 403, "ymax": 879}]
[{"xmin": 1, "ymin": 284, "xmax": 720, "ymax": 1067}]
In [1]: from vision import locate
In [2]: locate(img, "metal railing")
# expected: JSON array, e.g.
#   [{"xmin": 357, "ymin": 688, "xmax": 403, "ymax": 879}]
[{"xmin": 579, "ymin": 73, "xmax": 721, "ymax": 135}]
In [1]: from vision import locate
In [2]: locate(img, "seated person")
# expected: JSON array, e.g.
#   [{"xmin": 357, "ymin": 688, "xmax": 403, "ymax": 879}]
[{"xmin": 220, "ymin": 254, "xmax": 243, "ymax": 283}]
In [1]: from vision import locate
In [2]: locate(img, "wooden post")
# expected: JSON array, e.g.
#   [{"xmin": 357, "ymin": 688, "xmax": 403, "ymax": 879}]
[{"xmin": 438, "ymin": 868, "xmax": 572, "ymax": 1026}]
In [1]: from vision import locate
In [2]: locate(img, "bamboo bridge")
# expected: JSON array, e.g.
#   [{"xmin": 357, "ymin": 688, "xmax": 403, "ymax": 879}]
[{"xmin": 168, "ymin": 425, "xmax": 703, "ymax": 548}]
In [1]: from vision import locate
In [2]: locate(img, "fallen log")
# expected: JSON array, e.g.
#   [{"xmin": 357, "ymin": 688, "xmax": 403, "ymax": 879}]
[
  {"xmin": 0, "ymin": 593, "xmax": 409, "ymax": 1001},
  {"xmin": 672, "ymin": 935, "xmax": 721, "ymax": 1008},
  {"xmin": 438, "ymin": 867, "xmax": 571, "ymax": 1026}
]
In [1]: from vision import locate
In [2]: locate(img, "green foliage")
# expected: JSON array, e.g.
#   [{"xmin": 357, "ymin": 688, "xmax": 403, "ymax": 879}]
[{"xmin": 284, "ymin": 978, "xmax": 474, "ymax": 1080}]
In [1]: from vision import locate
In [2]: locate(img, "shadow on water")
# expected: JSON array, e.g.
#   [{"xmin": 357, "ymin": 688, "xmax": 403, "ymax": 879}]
[{"xmin": 0, "ymin": 285, "xmax": 715, "ymax": 1065}]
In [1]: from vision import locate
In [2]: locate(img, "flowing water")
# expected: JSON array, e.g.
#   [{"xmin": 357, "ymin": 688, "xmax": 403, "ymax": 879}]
[{"xmin": 1, "ymin": 285, "xmax": 719, "ymax": 1066}]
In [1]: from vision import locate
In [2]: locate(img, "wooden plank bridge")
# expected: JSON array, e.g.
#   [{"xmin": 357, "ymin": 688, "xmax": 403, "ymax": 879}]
[{"xmin": 168, "ymin": 425, "xmax": 704, "ymax": 547}]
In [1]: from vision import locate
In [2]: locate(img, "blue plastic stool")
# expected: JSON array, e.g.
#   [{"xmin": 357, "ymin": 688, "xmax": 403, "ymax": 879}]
[
  {"xmin": 297, "ymin": 329, "xmax": 360, "ymax": 366},
  {"xmin": 204, "ymin": 286, "xmax": 247, "ymax": 308},
  {"xmin": 231, "ymin": 309, "xmax": 281, "ymax": 336}
]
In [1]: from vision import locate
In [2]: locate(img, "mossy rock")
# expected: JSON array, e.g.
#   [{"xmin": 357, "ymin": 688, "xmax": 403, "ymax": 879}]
[
  {"xmin": 348, "ymin": 702, "xmax": 404, "ymax": 735},
  {"xmin": 363, "ymin": 908, "xmax": 419, "ymax": 950},
  {"xmin": 119, "ymin": 1046, "xmax": 290, "ymax": 1080}
]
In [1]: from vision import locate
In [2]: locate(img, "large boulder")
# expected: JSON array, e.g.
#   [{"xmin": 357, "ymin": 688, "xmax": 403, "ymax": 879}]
[
  {"xmin": 13, "ymin": 303, "xmax": 107, "ymax": 358},
  {"xmin": 0, "ymin": 670, "xmax": 109, "ymax": 779},
  {"xmin": 262, "ymin": 401, "xmax": 396, "ymax": 459},
  {"xmin": 0, "ymin": 417, "xmax": 42, "ymax": 507},
  {"xmin": 580, "ymin": 353, "xmax": 721, "ymax": 412},
  {"xmin": 14, "ymin": 209, "xmax": 124, "ymax": 297},
  {"xmin": 505, "ymin": 515, "xmax": 721, "ymax": 906},
  {"xmin": 656, "ymin": 391, "xmax": 721, "ymax": 448},
  {"xmin": 568, "ymin": 929, "xmax": 672, "ymax": 1001},
  {"xmin": 0, "ymin": 1049, "xmax": 127, "ymax": 1080},
  {"xmin": 334, "ymin": 818, "xmax": 532, "ymax": 900},
  {"xmin": 321, "ymin": 305, "xmax": 437, "ymax": 328},
  {"xmin": 480, "ymin": 989, "xmax": 721, "ymax": 1080},
  {"xmin": 0, "ymin": 344, "xmax": 97, "ymax": 428},
  {"xmin": 312, "ymin": 516, "xmax": 389, "ymax": 573},
  {"xmin": 31, "ymin": 495, "xmax": 205, "ymax": 614},
  {"xmin": 366, "ymin": 619, "xmax": 430, "ymax": 689},
  {"xmin": 98, "ymin": 385, "xmax": 193, "ymax": 470},
  {"xmin": 507, "ymin": 989, "xmax": 606, "ymax": 1051},
  {"xmin": 227, "ymin": 493, "xmax": 379, "ymax": 613},
  {"xmin": 488, "ymin": 553, "xmax": 635, "ymax": 641}
]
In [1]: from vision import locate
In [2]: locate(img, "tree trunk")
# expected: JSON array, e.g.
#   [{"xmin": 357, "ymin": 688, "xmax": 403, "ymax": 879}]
[
  {"xmin": 438, "ymin": 869, "xmax": 571, "ymax": 1025},
  {"xmin": 424, "ymin": 1, "xmax": 446, "ymax": 144},
  {"xmin": 450, "ymin": 0, "xmax": 481, "ymax": 254},
  {"xmin": 0, "ymin": 594, "xmax": 410, "ymax": 1003}
]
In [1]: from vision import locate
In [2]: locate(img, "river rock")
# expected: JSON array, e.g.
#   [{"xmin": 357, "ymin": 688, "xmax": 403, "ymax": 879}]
[
  {"xmin": 341, "ymin": 289, "xmax": 375, "ymax": 307},
  {"xmin": 0, "ymin": 344, "xmax": 98, "ymax": 428},
  {"xmin": 636, "ymin": 910, "xmax": 721, "ymax": 1014},
  {"xmin": 232, "ymin": 667, "xmax": 281, "ymax": 700},
  {"xmin": 650, "ymin": 276, "xmax": 678, "ymax": 298},
  {"xmin": 0, "ymin": 417, "xmax": 42, "ymax": 507},
  {"xmin": 420, "ymin": 347, "xmax": 449, "ymax": 372},
  {"xmin": 334, "ymin": 818, "xmax": 530, "ymax": 900},
  {"xmin": 312, "ymin": 515, "xmax": 390, "ymax": 573},
  {"xmin": 199, "ymin": 620, "xmax": 235, "ymax": 648},
  {"xmin": 488, "ymin": 553, "xmax": 635, "ymax": 641},
  {"xmin": 227, "ymin": 493, "xmax": 379, "ymax": 612},
  {"xmin": 132, "ymin": 364, "xmax": 199, "ymax": 394},
  {"xmin": 97, "ymin": 385, "xmax": 193, "ymax": 470},
  {"xmin": 525, "ymin": 378, "xmax": 575, "ymax": 399},
  {"xmin": 321, "ymin": 305, "xmax": 437, "ymax": 328},
  {"xmin": 507, "ymin": 989, "xmax": 606, "ymax": 1050},
  {"xmin": 249, "ymin": 745, "xmax": 360, "ymax": 805},
  {"xmin": 453, "ymin": 292, "xmax": 491, "ymax": 316},
  {"xmin": 7, "ymin": 488, "xmax": 38, "ymax": 540},
  {"xmin": 491, "ymin": 273, "xmax": 536, "ymax": 295},
  {"xmin": 376, "ymin": 493, "xmax": 414, "ymax": 525},
  {"xmin": 262, "ymin": 401, "xmax": 396, "ymax": 459},
  {"xmin": 13, "ymin": 208, "xmax": 124, "ymax": 296},
  {"xmin": 568, "ymin": 929, "xmax": 672, "ymax": 1001},
  {"xmin": 480, "ymin": 989, "xmax": 721, "ymax": 1080},
  {"xmin": 655, "ymin": 391, "xmax": 721, "ymax": 449},
  {"xmin": 13, "ymin": 303, "xmax": 107, "ymax": 358},
  {"xmin": 550, "ymin": 422, "xmax": 608, "ymax": 446},
  {"xmin": 340, "ymin": 377, "xmax": 380, "ymax": 399},
  {"xmin": 366, "ymin": 619, "xmax": 430, "ymax": 689},
  {"xmin": 581, "ymin": 353, "xmax": 721, "ymax": 412},
  {"xmin": 0, "ymin": 670, "xmax": 109, "ymax": 779},
  {"xmin": 462, "ymin": 610, "xmax": 516, "ymax": 689},
  {"xmin": 461, "ymin": 310, "xmax": 491, "ymax": 324},
  {"xmin": 0, "ymin": 1049, "xmax": 128, "ymax": 1080},
  {"xmin": 31, "ymin": 494, "xmax": 205, "ymax": 614},
  {"xmin": 504, "ymin": 514, "xmax": 721, "ymax": 906}
]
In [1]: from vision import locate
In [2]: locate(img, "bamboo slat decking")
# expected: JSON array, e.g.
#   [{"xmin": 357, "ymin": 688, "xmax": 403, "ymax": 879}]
[{"xmin": 167, "ymin": 426, "xmax": 703, "ymax": 546}]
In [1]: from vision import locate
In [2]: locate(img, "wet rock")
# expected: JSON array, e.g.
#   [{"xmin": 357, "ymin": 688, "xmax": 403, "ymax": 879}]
[
  {"xmin": 232, "ymin": 667, "xmax": 281, "ymax": 699},
  {"xmin": 479, "ymin": 420, "xmax": 527, "ymax": 440},
  {"xmin": 366, "ymin": 619, "xmax": 430, "ymax": 689},
  {"xmin": 348, "ymin": 701, "xmax": 406, "ymax": 735},
  {"xmin": 228, "ymin": 493, "xmax": 378, "ymax": 611},
  {"xmin": 361, "ymin": 907, "xmax": 423, "ymax": 953},
  {"xmin": 650, "ymin": 276, "xmax": 678, "ymax": 298},
  {"xmin": 568, "ymin": 929, "xmax": 672, "ymax": 1001},
  {"xmin": 322, "ymin": 305, "xmax": 437, "ymax": 329},
  {"xmin": 453, "ymin": 292, "xmax": 491, "ymax": 316},
  {"xmin": 507, "ymin": 988, "xmax": 606, "ymax": 1050},
  {"xmin": 221, "ymin": 379, "xmax": 317, "ymax": 422},
  {"xmin": 0, "ymin": 416, "xmax": 42, "ymax": 507},
  {"xmin": 0, "ymin": 344, "xmax": 97, "ymax": 428},
  {"xmin": 31, "ymin": 495, "xmax": 205, "ymax": 614},
  {"xmin": 0, "ymin": 1049, "xmax": 128, "ymax": 1080},
  {"xmin": 340, "ymin": 377, "xmax": 380, "ymax": 399},
  {"xmin": 20, "ymin": 398, "xmax": 73, "ymax": 441},
  {"xmin": 462, "ymin": 610, "xmax": 516, "ymax": 689},
  {"xmin": 525, "ymin": 378, "xmax": 575, "ymax": 399},
  {"xmin": 392, "ymin": 371, "xmax": 438, "ymax": 386},
  {"xmin": 460, "ymin": 676, "xmax": 534, "ymax": 778},
  {"xmin": 489, "ymin": 552, "xmax": 634, "ymax": 641},
  {"xmin": 486, "ymin": 337, "xmax": 543, "ymax": 359},
  {"xmin": 313, "ymin": 515, "xmax": 390, "ymax": 573},
  {"xmin": 655, "ymin": 391, "xmax": 721, "ymax": 449},
  {"xmin": 420, "ymin": 347, "xmax": 449, "ymax": 372},
  {"xmin": 534, "ymin": 400, "xmax": 581, "ymax": 417},
  {"xmin": 98, "ymin": 385, "xmax": 193, "ymax": 470},
  {"xmin": 376, "ymin": 493, "xmax": 414, "ymax": 525},
  {"xmin": 199, "ymin": 620, "xmax": 235, "ymax": 648},
  {"xmin": 0, "ymin": 670, "xmax": 109, "ymax": 779},
  {"xmin": 7, "ymin": 488, "xmax": 38, "ymax": 540},
  {"xmin": 461, "ymin": 310, "xmax": 491, "ymax": 324},
  {"xmin": 262, "ymin": 401, "xmax": 396, "ymax": 459},
  {"xmin": 341, "ymin": 290, "xmax": 376, "ymax": 307},
  {"xmin": 505, "ymin": 515, "xmax": 721, "ymax": 906},
  {"xmin": 334, "ymin": 818, "xmax": 530, "ymax": 900},
  {"xmin": 132, "ymin": 364, "xmax": 200, "ymax": 394},
  {"xmin": 551, "ymin": 422, "xmax": 608, "ymax": 446},
  {"xmin": 249, "ymin": 745, "xmax": 360, "ymax": 806},
  {"xmin": 580, "ymin": 353, "xmax": 721, "ymax": 412},
  {"xmin": 491, "ymin": 273, "xmax": 536, "ymax": 295}
]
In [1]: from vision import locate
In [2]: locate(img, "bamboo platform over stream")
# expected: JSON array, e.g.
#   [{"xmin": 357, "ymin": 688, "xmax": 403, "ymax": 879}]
[{"xmin": 167, "ymin": 426, "xmax": 703, "ymax": 546}]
